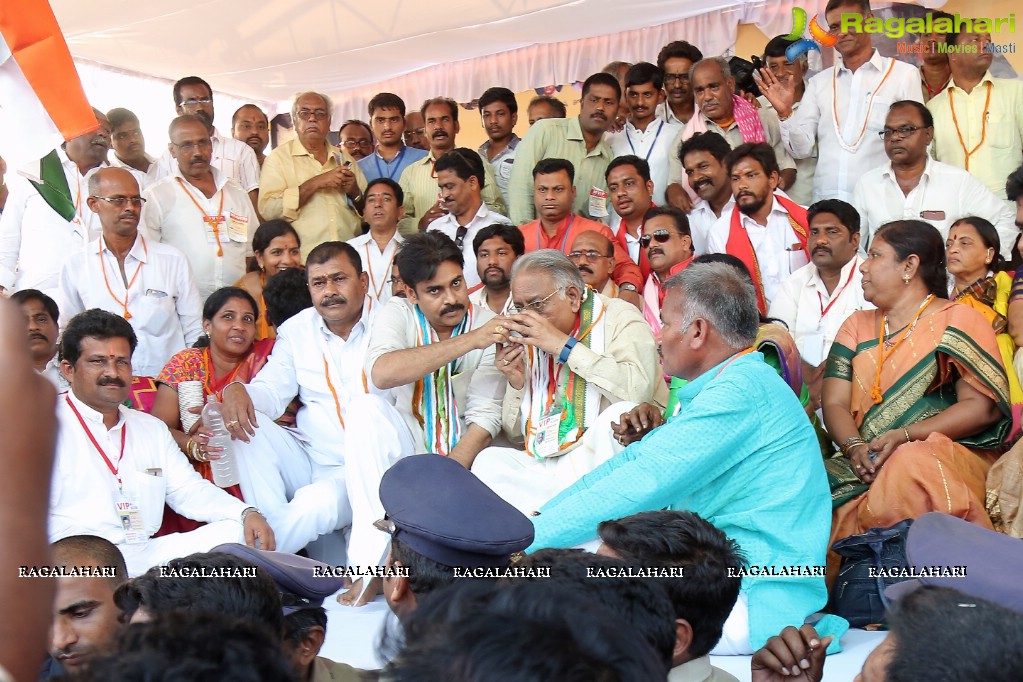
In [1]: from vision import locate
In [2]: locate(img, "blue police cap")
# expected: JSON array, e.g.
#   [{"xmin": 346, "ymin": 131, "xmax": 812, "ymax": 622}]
[
  {"xmin": 379, "ymin": 454, "xmax": 534, "ymax": 568},
  {"xmin": 213, "ymin": 543, "xmax": 344, "ymax": 615}
]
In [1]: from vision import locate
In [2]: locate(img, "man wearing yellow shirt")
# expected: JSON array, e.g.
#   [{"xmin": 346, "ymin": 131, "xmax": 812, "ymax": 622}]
[
  {"xmin": 396, "ymin": 97, "xmax": 506, "ymax": 237},
  {"xmin": 258, "ymin": 92, "xmax": 367, "ymax": 259},
  {"xmin": 508, "ymin": 73, "xmax": 621, "ymax": 225},
  {"xmin": 927, "ymin": 29, "xmax": 1023, "ymax": 199}
]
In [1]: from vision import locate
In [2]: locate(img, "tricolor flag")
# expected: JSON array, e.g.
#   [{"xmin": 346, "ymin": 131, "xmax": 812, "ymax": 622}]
[{"xmin": 0, "ymin": 0, "xmax": 97, "ymax": 218}]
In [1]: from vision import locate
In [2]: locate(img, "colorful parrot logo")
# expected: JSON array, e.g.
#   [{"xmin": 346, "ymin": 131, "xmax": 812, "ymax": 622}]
[{"xmin": 784, "ymin": 7, "xmax": 839, "ymax": 61}]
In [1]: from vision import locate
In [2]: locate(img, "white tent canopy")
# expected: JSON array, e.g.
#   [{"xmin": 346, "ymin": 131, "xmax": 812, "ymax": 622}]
[{"xmin": 55, "ymin": 0, "xmax": 845, "ymax": 121}]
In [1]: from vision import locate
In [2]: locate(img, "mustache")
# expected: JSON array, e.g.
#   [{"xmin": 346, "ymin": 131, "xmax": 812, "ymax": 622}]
[
  {"xmin": 813, "ymin": 246, "xmax": 832, "ymax": 254},
  {"xmin": 29, "ymin": 332, "xmax": 49, "ymax": 341},
  {"xmin": 320, "ymin": 296, "xmax": 347, "ymax": 307},
  {"xmin": 431, "ymin": 131, "xmax": 449, "ymax": 138},
  {"xmin": 577, "ymin": 265, "xmax": 594, "ymax": 274},
  {"xmin": 648, "ymin": 248, "xmax": 665, "ymax": 257},
  {"xmin": 440, "ymin": 303, "xmax": 466, "ymax": 316},
  {"xmin": 97, "ymin": 377, "xmax": 126, "ymax": 387}
]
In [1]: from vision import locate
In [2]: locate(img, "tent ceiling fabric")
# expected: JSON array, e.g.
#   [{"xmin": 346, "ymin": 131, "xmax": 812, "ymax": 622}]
[{"xmin": 54, "ymin": 0, "xmax": 755, "ymax": 113}]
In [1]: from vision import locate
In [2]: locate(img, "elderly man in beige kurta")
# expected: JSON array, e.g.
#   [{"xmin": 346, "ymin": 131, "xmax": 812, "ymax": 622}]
[
  {"xmin": 259, "ymin": 92, "xmax": 368, "ymax": 258},
  {"xmin": 471, "ymin": 250, "xmax": 667, "ymax": 515}
]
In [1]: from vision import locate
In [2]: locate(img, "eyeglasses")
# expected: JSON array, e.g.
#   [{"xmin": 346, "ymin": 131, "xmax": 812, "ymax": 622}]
[
  {"xmin": 568, "ymin": 250, "xmax": 610, "ymax": 261},
  {"xmin": 296, "ymin": 109, "xmax": 329, "ymax": 121},
  {"xmin": 90, "ymin": 195, "xmax": 146, "ymax": 208},
  {"xmin": 343, "ymin": 139, "xmax": 373, "ymax": 149},
  {"xmin": 171, "ymin": 140, "xmax": 212, "ymax": 153},
  {"xmin": 181, "ymin": 97, "xmax": 213, "ymax": 106},
  {"xmin": 639, "ymin": 229, "xmax": 678, "ymax": 248},
  {"xmin": 509, "ymin": 288, "xmax": 564, "ymax": 315},
  {"xmin": 878, "ymin": 125, "xmax": 929, "ymax": 140},
  {"xmin": 664, "ymin": 72, "xmax": 691, "ymax": 84},
  {"xmin": 403, "ymin": 128, "xmax": 424, "ymax": 142}
]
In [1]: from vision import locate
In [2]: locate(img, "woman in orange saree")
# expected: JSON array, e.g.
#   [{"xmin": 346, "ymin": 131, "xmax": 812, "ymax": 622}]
[{"xmin": 822, "ymin": 221, "xmax": 1010, "ymax": 577}]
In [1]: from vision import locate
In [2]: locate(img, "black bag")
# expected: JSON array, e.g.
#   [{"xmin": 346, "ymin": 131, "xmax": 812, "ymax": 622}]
[{"xmin": 829, "ymin": 518, "xmax": 913, "ymax": 627}]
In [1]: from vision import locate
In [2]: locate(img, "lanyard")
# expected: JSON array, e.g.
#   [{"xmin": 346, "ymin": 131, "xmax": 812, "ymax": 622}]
[
  {"xmin": 363, "ymin": 241, "xmax": 397, "ymax": 301},
  {"xmin": 948, "ymin": 81, "xmax": 992, "ymax": 171},
  {"xmin": 537, "ymin": 215, "xmax": 575, "ymax": 252},
  {"xmin": 714, "ymin": 347, "xmax": 755, "ymax": 380},
  {"xmin": 817, "ymin": 262, "xmax": 858, "ymax": 318},
  {"xmin": 625, "ymin": 120, "xmax": 665, "ymax": 161},
  {"xmin": 176, "ymin": 178, "xmax": 226, "ymax": 257},
  {"xmin": 99, "ymin": 236, "xmax": 147, "ymax": 320},
  {"xmin": 323, "ymin": 355, "xmax": 369, "ymax": 428},
  {"xmin": 373, "ymin": 147, "xmax": 407, "ymax": 181},
  {"xmin": 66, "ymin": 395, "xmax": 127, "ymax": 488},
  {"xmin": 202, "ymin": 347, "xmax": 244, "ymax": 400}
]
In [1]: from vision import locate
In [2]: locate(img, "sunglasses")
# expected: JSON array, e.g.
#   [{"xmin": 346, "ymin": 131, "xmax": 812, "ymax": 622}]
[{"xmin": 639, "ymin": 229, "xmax": 678, "ymax": 248}]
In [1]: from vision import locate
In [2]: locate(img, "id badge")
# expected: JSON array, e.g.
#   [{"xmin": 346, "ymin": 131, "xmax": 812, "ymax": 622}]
[
  {"xmin": 204, "ymin": 215, "xmax": 227, "ymax": 244},
  {"xmin": 228, "ymin": 212, "xmax": 249, "ymax": 242},
  {"xmin": 534, "ymin": 408, "xmax": 562, "ymax": 459},
  {"xmin": 115, "ymin": 492, "xmax": 147, "ymax": 545},
  {"xmin": 588, "ymin": 186, "xmax": 609, "ymax": 218}
]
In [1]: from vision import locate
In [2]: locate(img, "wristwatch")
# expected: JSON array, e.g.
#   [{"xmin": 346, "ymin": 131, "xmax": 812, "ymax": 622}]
[
  {"xmin": 241, "ymin": 507, "xmax": 262, "ymax": 524},
  {"xmin": 619, "ymin": 283, "xmax": 639, "ymax": 293}
]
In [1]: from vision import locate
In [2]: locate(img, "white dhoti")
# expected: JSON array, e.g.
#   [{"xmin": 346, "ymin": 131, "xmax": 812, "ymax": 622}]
[
  {"xmin": 122, "ymin": 520, "xmax": 244, "ymax": 576},
  {"xmin": 343, "ymin": 394, "xmax": 418, "ymax": 570},
  {"xmin": 234, "ymin": 415, "xmax": 350, "ymax": 554},
  {"xmin": 471, "ymin": 401, "xmax": 635, "ymax": 515}
]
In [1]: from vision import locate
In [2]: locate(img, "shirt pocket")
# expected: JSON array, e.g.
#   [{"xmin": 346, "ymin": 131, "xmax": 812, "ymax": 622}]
[
  {"xmin": 866, "ymin": 95, "xmax": 895, "ymax": 134},
  {"xmin": 988, "ymin": 112, "xmax": 1016, "ymax": 149}
]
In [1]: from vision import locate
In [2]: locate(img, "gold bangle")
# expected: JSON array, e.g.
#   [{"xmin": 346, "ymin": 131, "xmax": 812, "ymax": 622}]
[
  {"xmin": 777, "ymin": 110, "xmax": 793, "ymax": 121},
  {"xmin": 185, "ymin": 439, "xmax": 197, "ymax": 461},
  {"xmin": 903, "ymin": 427, "xmax": 911, "ymax": 443}
]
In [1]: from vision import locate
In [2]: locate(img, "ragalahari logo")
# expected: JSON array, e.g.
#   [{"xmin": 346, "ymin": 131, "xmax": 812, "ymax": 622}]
[{"xmin": 784, "ymin": 7, "xmax": 838, "ymax": 61}]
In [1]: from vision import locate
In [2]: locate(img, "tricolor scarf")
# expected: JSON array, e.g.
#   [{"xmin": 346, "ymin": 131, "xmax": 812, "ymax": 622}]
[
  {"xmin": 411, "ymin": 304, "xmax": 474, "ymax": 456},
  {"xmin": 726, "ymin": 195, "xmax": 809, "ymax": 315},
  {"xmin": 682, "ymin": 95, "xmax": 767, "ymax": 144},
  {"xmin": 521, "ymin": 290, "xmax": 606, "ymax": 458}
]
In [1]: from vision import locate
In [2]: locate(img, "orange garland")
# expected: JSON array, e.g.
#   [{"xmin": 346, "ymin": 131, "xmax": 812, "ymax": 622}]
[
  {"xmin": 832, "ymin": 57, "xmax": 895, "ymax": 152},
  {"xmin": 871, "ymin": 295, "xmax": 934, "ymax": 404},
  {"xmin": 99, "ymin": 235, "xmax": 147, "ymax": 319},
  {"xmin": 948, "ymin": 81, "xmax": 992, "ymax": 171}
]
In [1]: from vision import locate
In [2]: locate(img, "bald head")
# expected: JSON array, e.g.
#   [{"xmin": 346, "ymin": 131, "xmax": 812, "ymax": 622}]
[
  {"xmin": 87, "ymin": 167, "xmax": 138, "ymax": 197},
  {"xmin": 52, "ymin": 535, "xmax": 128, "ymax": 588}
]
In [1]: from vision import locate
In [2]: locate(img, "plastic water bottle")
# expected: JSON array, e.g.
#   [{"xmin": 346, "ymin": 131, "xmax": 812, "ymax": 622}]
[{"xmin": 202, "ymin": 396, "xmax": 240, "ymax": 487}]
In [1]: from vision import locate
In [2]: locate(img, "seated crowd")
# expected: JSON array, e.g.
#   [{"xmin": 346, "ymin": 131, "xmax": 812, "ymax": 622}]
[{"xmin": 4, "ymin": 1, "xmax": 1023, "ymax": 680}]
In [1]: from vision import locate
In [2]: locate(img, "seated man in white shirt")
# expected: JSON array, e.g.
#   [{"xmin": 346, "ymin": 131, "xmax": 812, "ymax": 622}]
[
  {"xmin": 428, "ymin": 148, "xmax": 512, "ymax": 288},
  {"xmin": 150, "ymin": 76, "xmax": 261, "ymax": 211},
  {"xmin": 11, "ymin": 289, "xmax": 65, "ymax": 391},
  {"xmin": 220, "ymin": 241, "xmax": 396, "ymax": 557},
  {"xmin": 60, "ymin": 168, "xmax": 203, "ymax": 378},
  {"xmin": 706, "ymin": 143, "xmax": 810, "ymax": 314},
  {"xmin": 569, "ymin": 230, "xmax": 619, "ymax": 299},
  {"xmin": 678, "ymin": 132, "xmax": 735, "ymax": 255},
  {"xmin": 768, "ymin": 199, "xmax": 872, "ymax": 409},
  {"xmin": 471, "ymin": 223, "xmax": 524, "ymax": 314},
  {"xmin": 142, "ymin": 115, "xmax": 258, "ymax": 301},
  {"xmin": 346, "ymin": 177, "xmax": 405, "ymax": 309},
  {"xmin": 472, "ymin": 250, "xmax": 666, "ymax": 515},
  {"xmin": 853, "ymin": 100, "xmax": 1017, "ymax": 257},
  {"xmin": 49, "ymin": 309, "xmax": 273, "ymax": 576}
]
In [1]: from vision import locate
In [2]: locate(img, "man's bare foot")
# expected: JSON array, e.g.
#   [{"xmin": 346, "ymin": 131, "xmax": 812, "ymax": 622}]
[{"xmin": 337, "ymin": 576, "xmax": 383, "ymax": 607}]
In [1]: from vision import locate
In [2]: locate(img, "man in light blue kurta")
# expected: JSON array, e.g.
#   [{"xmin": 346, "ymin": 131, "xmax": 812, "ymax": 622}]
[{"xmin": 528, "ymin": 262, "xmax": 847, "ymax": 652}]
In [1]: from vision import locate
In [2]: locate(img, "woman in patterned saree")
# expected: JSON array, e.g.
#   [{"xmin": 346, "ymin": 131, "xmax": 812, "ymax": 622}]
[
  {"xmin": 946, "ymin": 216, "xmax": 1023, "ymax": 435},
  {"xmin": 151, "ymin": 287, "xmax": 273, "ymax": 504},
  {"xmin": 234, "ymin": 219, "xmax": 302, "ymax": 340},
  {"xmin": 823, "ymin": 220, "xmax": 1011, "ymax": 560}
]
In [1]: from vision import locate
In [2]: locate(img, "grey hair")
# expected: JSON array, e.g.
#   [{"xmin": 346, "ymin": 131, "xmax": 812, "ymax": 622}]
[
  {"xmin": 511, "ymin": 249, "xmax": 585, "ymax": 299},
  {"xmin": 663, "ymin": 262, "xmax": 758, "ymax": 349},
  {"xmin": 291, "ymin": 91, "xmax": 334, "ymax": 121},
  {"xmin": 689, "ymin": 56, "xmax": 732, "ymax": 84}
]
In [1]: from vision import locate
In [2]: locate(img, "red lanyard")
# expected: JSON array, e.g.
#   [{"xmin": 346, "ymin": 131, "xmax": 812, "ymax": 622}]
[
  {"xmin": 817, "ymin": 263, "xmax": 858, "ymax": 318},
  {"xmin": 65, "ymin": 396, "xmax": 127, "ymax": 488}
]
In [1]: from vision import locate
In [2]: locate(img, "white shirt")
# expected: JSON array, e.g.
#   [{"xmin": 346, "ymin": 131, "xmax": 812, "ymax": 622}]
[
  {"xmin": 706, "ymin": 193, "xmax": 809, "ymax": 306},
  {"xmin": 768, "ymin": 255, "xmax": 873, "ymax": 367},
  {"xmin": 688, "ymin": 196, "xmax": 734, "ymax": 256},
  {"xmin": 607, "ymin": 117, "xmax": 683, "ymax": 206},
  {"xmin": 759, "ymin": 95, "xmax": 816, "ymax": 206},
  {"xmin": 429, "ymin": 203, "xmax": 512, "ymax": 289},
  {"xmin": 365, "ymin": 297, "xmax": 505, "ymax": 450},
  {"xmin": 854, "ymin": 157, "xmax": 1018, "ymax": 258},
  {"xmin": 0, "ymin": 150, "xmax": 109, "ymax": 295},
  {"xmin": 244, "ymin": 305, "xmax": 388, "ymax": 467},
  {"xmin": 479, "ymin": 135, "xmax": 520, "ymax": 204},
  {"xmin": 39, "ymin": 357, "xmax": 69, "ymax": 392},
  {"xmin": 152, "ymin": 128, "xmax": 261, "ymax": 192},
  {"xmin": 141, "ymin": 166, "xmax": 257, "ymax": 301},
  {"xmin": 781, "ymin": 49, "xmax": 922, "ymax": 203},
  {"xmin": 347, "ymin": 230, "xmax": 404, "ymax": 308},
  {"xmin": 469, "ymin": 285, "xmax": 511, "ymax": 314},
  {"xmin": 109, "ymin": 153, "xmax": 158, "ymax": 190},
  {"xmin": 49, "ymin": 390, "xmax": 248, "ymax": 546},
  {"xmin": 59, "ymin": 233, "xmax": 203, "ymax": 377}
]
